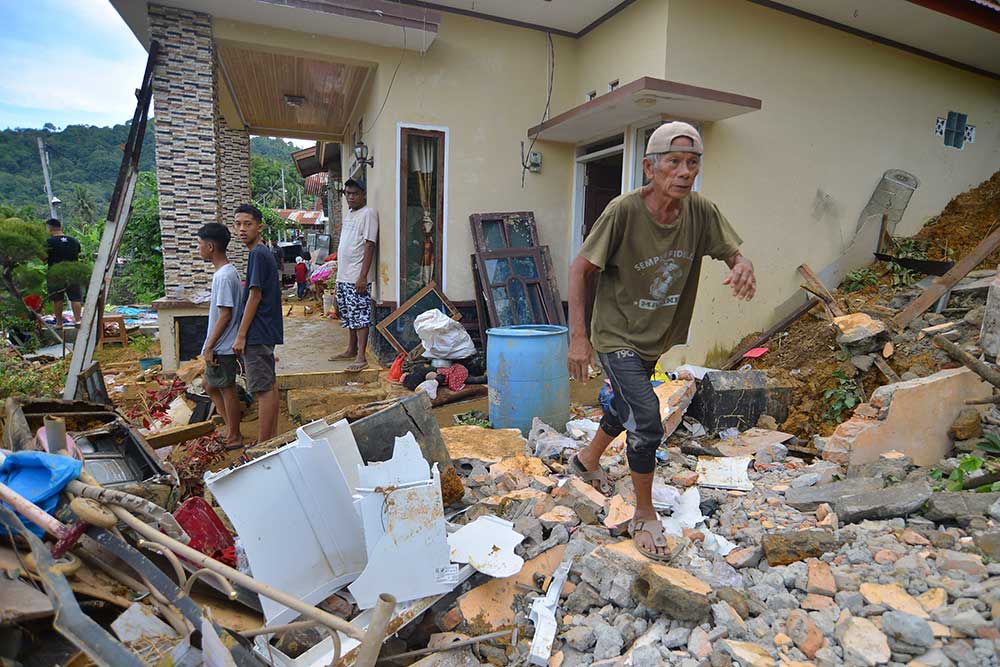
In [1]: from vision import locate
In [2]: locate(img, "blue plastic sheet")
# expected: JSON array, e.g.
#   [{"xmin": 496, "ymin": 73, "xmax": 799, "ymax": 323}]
[{"xmin": 0, "ymin": 451, "xmax": 82, "ymax": 537}]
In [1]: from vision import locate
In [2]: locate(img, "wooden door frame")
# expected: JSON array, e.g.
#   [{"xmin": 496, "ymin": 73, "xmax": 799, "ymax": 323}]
[{"xmin": 396, "ymin": 123, "xmax": 448, "ymax": 302}]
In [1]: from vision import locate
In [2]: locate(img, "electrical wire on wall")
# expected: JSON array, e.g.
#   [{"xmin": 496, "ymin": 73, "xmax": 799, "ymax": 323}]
[
  {"xmin": 362, "ymin": 24, "xmax": 407, "ymax": 136},
  {"xmin": 521, "ymin": 32, "xmax": 554, "ymax": 188}
]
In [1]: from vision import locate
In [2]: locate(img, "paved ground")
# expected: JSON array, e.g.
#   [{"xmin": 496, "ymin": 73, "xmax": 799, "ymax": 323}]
[{"xmin": 276, "ymin": 301, "xmax": 375, "ymax": 374}]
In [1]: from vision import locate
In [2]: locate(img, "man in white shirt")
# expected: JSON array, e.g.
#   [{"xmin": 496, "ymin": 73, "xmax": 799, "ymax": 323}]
[{"xmin": 331, "ymin": 177, "xmax": 378, "ymax": 371}]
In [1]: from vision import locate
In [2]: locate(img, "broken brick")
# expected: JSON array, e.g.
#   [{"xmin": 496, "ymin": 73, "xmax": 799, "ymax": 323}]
[
  {"xmin": 632, "ymin": 563, "xmax": 713, "ymax": 621},
  {"xmin": 805, "ymin": 558, "xmax": 836, "ymax": 597},
  {"xmin": 822, "ymin": 368, "xmax": 992, "ymax": 467},
  {"xmin": 552, "ymin": 477, "xmax": 608, "ymax": 515}
]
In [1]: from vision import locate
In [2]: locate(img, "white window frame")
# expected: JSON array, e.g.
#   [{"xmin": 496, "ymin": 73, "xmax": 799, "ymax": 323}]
[{"xmin": 395, "ymin": 122, "xmax": 450, "ymax": 300}]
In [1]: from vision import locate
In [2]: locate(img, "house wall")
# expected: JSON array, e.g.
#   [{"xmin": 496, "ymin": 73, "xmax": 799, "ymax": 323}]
[
  {"xmin": 659, "ymin": 0, "xmax": 1000, "ymax": 367},
  {"xmin": 575, "ymin": 0, "xmax": 669, "ymax": 104},
  {"xmin": 215, "ymin": 15, "xmax": 583, "ymax": 304}
]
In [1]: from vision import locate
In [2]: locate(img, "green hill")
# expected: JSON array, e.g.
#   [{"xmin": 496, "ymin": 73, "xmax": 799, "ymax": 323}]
[{"xmin": 0, "ymin": 122, "xmax": 307, "ymax": 216}]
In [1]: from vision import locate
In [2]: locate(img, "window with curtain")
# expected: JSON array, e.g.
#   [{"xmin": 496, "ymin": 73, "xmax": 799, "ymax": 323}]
[{"xmin": 400, "ymin": 128, "xmax": 445, "ymax": 301}]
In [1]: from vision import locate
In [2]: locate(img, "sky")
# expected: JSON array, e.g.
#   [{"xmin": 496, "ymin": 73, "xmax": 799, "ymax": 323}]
[{"xmin": 0, "ymin": 0, "xmax": 311, "ymax": 146}]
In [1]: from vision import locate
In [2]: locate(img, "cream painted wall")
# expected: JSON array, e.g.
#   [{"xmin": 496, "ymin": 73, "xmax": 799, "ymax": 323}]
[
  {"xmin": 575, "ymin": 0, "xmax": 668, "ymax": 104},
  {"xmin": 658, "ymin": 0, "xmax": 1000, "ymax": 367}
]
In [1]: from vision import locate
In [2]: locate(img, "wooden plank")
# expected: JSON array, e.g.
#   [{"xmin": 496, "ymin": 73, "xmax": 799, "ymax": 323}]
[
  {"xmin": 144, "ymin": 420, "xmax": 216, "ymax": 448},
  {"xmin": 891, "ymin": 225, "xmax": 1000, "ymax": 331},
  {"xmin": 721, "ymin": 298, "xmax": 819, "ymax": 370},
  {"xmin": 797, "ymin": 264, "xmax": 845, "ymax": 316},
  {"xmin": 0, "ymin": 576, "xmax": 54, "ymax": 623},
  {"xmin": 276, "ymin": 368, "xmax": 380, "ymax": 391},
  {"xmin": 872, "ymin": 356, "xmax": 901, "ymax": 384}
]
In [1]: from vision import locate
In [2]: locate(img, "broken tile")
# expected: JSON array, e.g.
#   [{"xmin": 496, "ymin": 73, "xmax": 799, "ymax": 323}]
[
  {"xmin": 859, "ymin": 582, "xmax": 928, "ymax": 618},
  {"xmin": 806, "ymin": 558, "xmax": 837, "ymax": 597},
  {"xmin": 602, "ymin": 495, "xmax": 635, "ymax": 530},
  {"xmin": 457, "ymin": 545, "xmax": 566, "ymax": 629}
]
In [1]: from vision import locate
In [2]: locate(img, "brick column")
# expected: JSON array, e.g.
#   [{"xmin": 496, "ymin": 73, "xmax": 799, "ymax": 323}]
[
  {"xmin": 217, "ymin": 114, "xmax": 251, "ymax": 275},
  {"xmin": 149, "ymin": 4, "xmax": 218, "ymax": 294}
]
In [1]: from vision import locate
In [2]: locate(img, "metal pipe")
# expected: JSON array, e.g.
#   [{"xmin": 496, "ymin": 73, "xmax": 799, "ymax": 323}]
[
  {"xmin": 108, "ymin": 505, "xmax": 366, "ymax": 640},
  {"xmin": 378, "ymin": 630, "xmax": 514, "ymax": 663},
  {"xmin": 239, "ymin": 619, "xmax": 320, "ymax": 638},
  {"xmin": 66, "ymin": 480, "xmax": 188, "ymax": 541},
  {"xmin": 355, "ymin": 594, "xmax": 397, "ymax": 667},
  {"xmin": 182, "ymin": 568, "xmax": 237, "ymax": 600},
  {"xmin": 137, "ymin": 539, "xmax": 187, "ymax": 587},
  {"xmin": 44, "ymin": 416, "xmax": 66, "ymax": 453}
]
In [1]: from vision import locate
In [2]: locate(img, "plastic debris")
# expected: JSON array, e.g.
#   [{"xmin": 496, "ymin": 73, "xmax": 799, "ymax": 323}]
[{"xmin": 448, "ymin": 515, "xmax": 525, "ymax": 578}]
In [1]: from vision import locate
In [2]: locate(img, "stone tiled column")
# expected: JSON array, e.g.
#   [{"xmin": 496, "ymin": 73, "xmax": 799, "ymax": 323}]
[
  {"xmin": 149, "ymin": 4, "xmax": 219, "ymax": 294},
  {"xmin": 217, "ymin": 114, "xmax": 251, "ymax": 275}
]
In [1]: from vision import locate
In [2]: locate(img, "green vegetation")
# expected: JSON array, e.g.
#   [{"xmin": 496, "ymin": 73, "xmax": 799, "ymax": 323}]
[
  {"xmin": 841, "ymin": 267, "xmax": 878, "ymax": 293},
  {"xmin": 0, "ymin": 346, "xmax": 67, "ymax": 400},
  {"xmin": 887, "ymin": 237, "xmax": 931, "ymax": 287},
  {"xmin": 0, "ymin": 124, "xmax": 309, "ymax": 305},
  {"xmin": 822, "ymin": 370, "xmax": 863, "ymax": 424},
  {"xmin": 0, "ymin": 123, "xmax": 155, "ymax": 214},
  {"xmin": 929, "ymin": 454, "xmax": 1000, "ymax": 493}
]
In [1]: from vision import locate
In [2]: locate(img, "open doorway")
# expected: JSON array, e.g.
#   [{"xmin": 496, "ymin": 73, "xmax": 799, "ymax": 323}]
[
  {"xmin": 580, "ymin": 150, "xmax": 623, "ymax": 333},
  {"xmin": 582, "ymin": 153, "xmax": 624, "ymax": 241}
]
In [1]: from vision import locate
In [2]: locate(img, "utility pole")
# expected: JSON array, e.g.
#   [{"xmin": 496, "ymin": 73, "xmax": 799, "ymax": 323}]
[
  {"xmin": 280, "ymin": 166, "xmax": 287, "ymax": 209},
  {"xmin": 37, "ymin": 137, "xmax": 57, "ymax": 219}
]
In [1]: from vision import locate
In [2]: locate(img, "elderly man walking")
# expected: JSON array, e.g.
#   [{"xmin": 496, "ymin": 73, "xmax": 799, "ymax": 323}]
[{"xmin": 566, "ymin": 122, "xmax": 756, "ymax": 560}]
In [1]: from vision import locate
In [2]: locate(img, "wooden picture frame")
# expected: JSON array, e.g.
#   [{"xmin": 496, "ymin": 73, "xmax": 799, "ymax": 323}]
[{"xmin": 375, "ymin": 281, "xmax": 461, "ymax": 356}]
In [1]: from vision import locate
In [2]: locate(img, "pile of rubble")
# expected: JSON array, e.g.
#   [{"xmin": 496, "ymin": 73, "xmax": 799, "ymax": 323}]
[{"xmin": 430, "ymin": 410, "xmax": 1000, "ymax": 667}]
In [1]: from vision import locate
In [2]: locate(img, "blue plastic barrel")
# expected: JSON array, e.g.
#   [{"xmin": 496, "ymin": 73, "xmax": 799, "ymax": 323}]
[{"xmin": 487, "ymin": 325, "xmax": 570, "ymax": 435}]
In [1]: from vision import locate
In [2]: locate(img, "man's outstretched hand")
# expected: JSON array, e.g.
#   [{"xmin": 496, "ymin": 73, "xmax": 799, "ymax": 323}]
[
  {"xmin": 723, "ymin": 254, "xmax": 756, "ymax": 301},
  {"xmin": 568, "ymin": 336, "xmax": 595, "ymax": 382}
]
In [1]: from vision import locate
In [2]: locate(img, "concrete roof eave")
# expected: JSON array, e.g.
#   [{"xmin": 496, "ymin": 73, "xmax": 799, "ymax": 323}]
[{"xmin": 527, "ymin": 77, "xmax": 762, "ymax": 144}]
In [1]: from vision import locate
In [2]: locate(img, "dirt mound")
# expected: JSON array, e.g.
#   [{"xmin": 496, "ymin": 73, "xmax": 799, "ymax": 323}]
[{"xmin": 916, "ymin": 170, "xmax": 1000, "ymax": 266}]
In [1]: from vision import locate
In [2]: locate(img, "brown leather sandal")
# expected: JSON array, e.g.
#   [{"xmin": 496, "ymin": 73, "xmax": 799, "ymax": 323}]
[
  {"xmin": 628, "ymin": 517, "xmax": 679, "ymax": 562},
  {"xmin": 568, "ymin": 453, "xmax": 613, "ymax": 496}
]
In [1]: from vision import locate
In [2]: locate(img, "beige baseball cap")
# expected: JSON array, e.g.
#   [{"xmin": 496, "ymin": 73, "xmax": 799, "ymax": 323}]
[{"xmin": 645, "ymin": 121, "xmax": 703, "ymax": 156}]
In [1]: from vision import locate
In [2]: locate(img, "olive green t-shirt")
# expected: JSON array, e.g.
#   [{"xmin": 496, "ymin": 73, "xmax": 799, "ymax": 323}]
[{"xmin": 579, "ymin": 190, "xmax": 742, "ymax": 361}]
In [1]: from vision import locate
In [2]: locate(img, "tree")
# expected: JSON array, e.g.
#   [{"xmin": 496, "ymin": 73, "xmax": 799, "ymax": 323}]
[
  {"xmin": 109, "ymin": 171, "xmax": 164, "ymax": 304},
  {"xmin": 65, "ymin": 185, "xmax": 101, "ymax": 260}
]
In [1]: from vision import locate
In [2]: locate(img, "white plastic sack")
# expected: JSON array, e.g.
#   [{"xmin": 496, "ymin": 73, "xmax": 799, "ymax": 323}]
[{"xmin": 414, "ymin": 309, "xmax": 476, "ymax": 360}]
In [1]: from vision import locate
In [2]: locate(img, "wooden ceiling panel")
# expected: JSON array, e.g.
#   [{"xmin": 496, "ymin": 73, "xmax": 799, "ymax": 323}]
[{"xmin": 217, "ymin": 43, "xmax": 370, "ymax": 139}]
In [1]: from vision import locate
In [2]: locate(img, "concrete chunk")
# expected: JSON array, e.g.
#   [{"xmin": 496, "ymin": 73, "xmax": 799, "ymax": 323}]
[
  {"xmin": 761, "ymin": 529, "xmax": 842, "ymax": 566},
  {"xmin": 784, "ymin": 477, "xmax": 884, "ymax": 511},
  {"xmin": 834, "ymin": 480, "xmax": 932, "ymax": 524},
  {"xmin": 632, "ymin": 563, "xmax": 713, "ymax": 621},
  {"xmin": 924, "ymin": 492, "xmax": 1000, "ymax": 526}
]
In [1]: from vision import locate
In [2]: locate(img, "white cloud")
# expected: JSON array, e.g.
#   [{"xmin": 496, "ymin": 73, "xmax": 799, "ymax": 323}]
[{"xmin": 0, "ymin": 48, "xmax": 145, "ymax": 116}]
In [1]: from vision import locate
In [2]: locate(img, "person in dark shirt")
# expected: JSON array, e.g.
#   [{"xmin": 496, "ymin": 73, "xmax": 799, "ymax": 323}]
[
  {"xmin": 45, "ymin": 218, "xmax": 83, "ymax": 327},
  {"xmin": 232, "ymin": 204, "xmax": 284, "ymax": 443}
]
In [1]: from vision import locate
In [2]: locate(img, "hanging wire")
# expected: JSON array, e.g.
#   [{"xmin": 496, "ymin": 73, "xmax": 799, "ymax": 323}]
[{"xmin": 521, "ymin": 32, "xmax": 554, "ymax": 188}]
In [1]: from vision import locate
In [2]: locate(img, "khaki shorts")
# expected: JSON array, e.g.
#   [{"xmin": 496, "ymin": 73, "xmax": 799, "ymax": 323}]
[
  {"xmin": 204, "ymin": 354, "xmax": 239, "ymax": 389},
  {"xmin": 244, "ymin": 344, "xmax": 276, "ymax": 394}
]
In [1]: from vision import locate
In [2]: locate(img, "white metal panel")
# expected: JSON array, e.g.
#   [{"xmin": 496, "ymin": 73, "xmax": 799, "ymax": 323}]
[{"xmin": 205, "ymin": 428, "xmax": 366, "ymax": 626}]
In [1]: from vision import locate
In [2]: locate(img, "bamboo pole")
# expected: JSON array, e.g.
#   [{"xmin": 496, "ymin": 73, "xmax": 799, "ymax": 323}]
[{"xmin": 932, "ymin": 335, "xmax": 1000, "ymax": 390}]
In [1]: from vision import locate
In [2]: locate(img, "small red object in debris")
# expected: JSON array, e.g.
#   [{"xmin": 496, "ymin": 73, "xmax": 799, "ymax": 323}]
[
  {"xmin": 387, "ymin": 353, "xmax": 405, "ymax": 383},
  {"xmin": 743, "ymin": 347, "xmax": 769, "ymax": 359},
  {"xmin": 23, "ymin": 294, "xmax": 41, "ymax": 312},
  {"xmin": 173, "ymin": 497, "xmax": 235, "ymax": 564}
]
